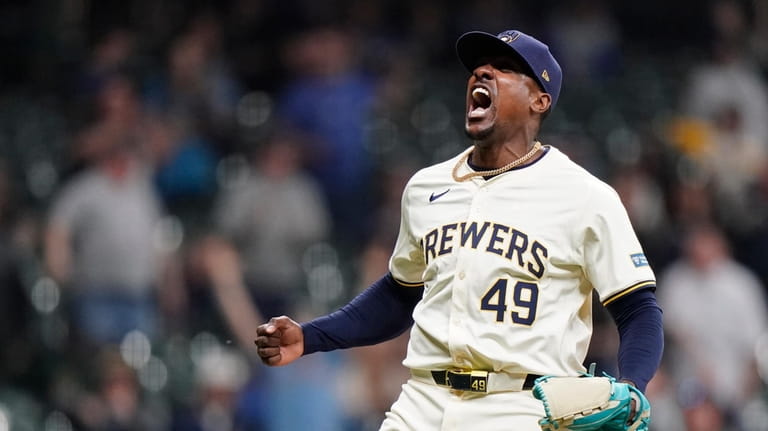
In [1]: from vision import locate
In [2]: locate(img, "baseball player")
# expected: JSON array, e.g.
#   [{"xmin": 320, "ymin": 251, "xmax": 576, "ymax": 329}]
[{"xmin": 255, "ymin": 29, "xmax": 663, "ymax": 430}]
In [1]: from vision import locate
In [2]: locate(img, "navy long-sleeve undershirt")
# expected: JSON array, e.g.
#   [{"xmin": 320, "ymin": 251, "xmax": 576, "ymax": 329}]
[
  {"xmin": 301, "ymin": 273, "xmax": 663, "ymax": 393},
  {"xmin": 605, "ymin": 288, "xmax": 664, "ymax": 392},
  {"xmin": 302, "ymin": 273, "xmax": 422, "ymax": 354}
]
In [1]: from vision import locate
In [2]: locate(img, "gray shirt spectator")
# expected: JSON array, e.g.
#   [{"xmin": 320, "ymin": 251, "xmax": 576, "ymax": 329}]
[
  {"xmin": 212, "ymin": 132, "xmax": 330, "ymax": 297},
  {"xmin": 658, "ymin": 223, "xmax": 768, "ymax": 410},
  {"xmin": 200, "ymin": 134, "xmax": 331, "ymax": 355},
  {"xmin": 44, "ymin": 134, "xmax": 175, "ymax": 344},
  {"xmin": 213, "ymin": 165, "xmax": 330, "ymax": 292},
  {"xmin": 47, "ymin": 162, "xmax": 162, "ymax": 294}
]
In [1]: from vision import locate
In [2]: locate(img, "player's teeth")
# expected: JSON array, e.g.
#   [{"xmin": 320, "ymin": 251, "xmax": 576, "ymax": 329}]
[
  {"xmin": 472, "ymin": 87, "xmax": 489, "ymax": 98},
  {"xmin": 472, "ymin": 87, "xmax": 491, "ymax": 108}
]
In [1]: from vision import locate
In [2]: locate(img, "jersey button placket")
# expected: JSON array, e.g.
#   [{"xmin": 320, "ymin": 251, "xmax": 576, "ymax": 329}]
[
  {"xmin": 450, "ymin": 186, "xmax": 483, "ymax": 366},
  {"xmin": 450, "ymin": 249, "xmax": 473, "ymax": 366},
  {"xmin": 447, "ymin": 267, "xmax": 465, "ymax": 364},
  {"xmin": 468, "ymin": 182, "xmax": 483, "ymax": 217}
]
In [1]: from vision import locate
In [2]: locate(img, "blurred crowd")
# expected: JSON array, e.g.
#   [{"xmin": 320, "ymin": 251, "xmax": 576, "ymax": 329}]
[{"xmin": 1, "ymin": 0, "xmax": 768, "ymax": 430}]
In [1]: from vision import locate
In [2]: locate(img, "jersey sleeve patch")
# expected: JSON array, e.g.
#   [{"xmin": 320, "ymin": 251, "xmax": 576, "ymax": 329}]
[
  {"xmin": 630, "ymin": 253, "xmax": 649, "ymax": 268},
  {"xmin": 392, "ymin": 277, "xmax": 425, "ymax": 288},
  {"xmin": 602, "ymin": 280, "xmax": 656, "ymax": 306}
]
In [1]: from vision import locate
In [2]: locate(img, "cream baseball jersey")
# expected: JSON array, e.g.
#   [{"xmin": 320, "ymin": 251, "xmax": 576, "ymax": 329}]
[{"xmin": 388, "ymin": 144, "xmax": 655, "ymax": 377}]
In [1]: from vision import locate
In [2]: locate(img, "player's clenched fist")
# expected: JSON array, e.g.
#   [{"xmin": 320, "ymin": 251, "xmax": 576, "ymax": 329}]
[{"xmin": 254, "ymin": 316, "xmax": 304, "ymax": 366}]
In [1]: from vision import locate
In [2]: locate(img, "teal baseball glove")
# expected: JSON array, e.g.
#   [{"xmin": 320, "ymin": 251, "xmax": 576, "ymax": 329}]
[{"xmin": 532, "ymin": 373, "xmax": 650, "ymax": 431}]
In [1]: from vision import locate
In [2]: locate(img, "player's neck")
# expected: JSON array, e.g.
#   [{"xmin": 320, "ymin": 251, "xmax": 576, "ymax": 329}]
[{"xmin": 471, "ymin": 139, "xmax": 538, "ymax": 169}]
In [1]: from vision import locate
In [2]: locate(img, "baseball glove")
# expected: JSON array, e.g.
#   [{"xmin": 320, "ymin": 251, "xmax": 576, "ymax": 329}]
[{"xmin": 532, "ymin": 372, "xmax": 650, "ymax": 431}]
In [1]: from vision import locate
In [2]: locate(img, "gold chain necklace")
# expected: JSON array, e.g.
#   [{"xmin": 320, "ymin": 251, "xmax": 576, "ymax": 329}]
[{"xmin": 452, "ymin": 141, "xmax": 543, "ymax": 182}]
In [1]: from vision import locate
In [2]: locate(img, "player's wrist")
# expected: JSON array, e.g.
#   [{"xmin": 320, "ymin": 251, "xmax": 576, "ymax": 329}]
[
  {"xmin": 618, "ymin": 378, "xmax": 637, "ymax": 388},
  {"xmin": 299, "ymin": 321, "xmax": 317, "ymax": 356}
]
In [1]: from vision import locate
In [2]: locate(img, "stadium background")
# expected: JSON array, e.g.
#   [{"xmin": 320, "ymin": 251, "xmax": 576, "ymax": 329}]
[{"xmin": 1, "ymin": 0, "xmax": 768, "ymax": 430}]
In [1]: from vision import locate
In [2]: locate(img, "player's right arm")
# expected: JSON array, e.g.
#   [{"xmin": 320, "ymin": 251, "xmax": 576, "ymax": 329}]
[
  {"xmin": 256, "ymin": 178, "xmax": 425, "ymax": 367},
  {"xmin": 255, "ymin": 273, "xmax": 423, "ymax": 366}
]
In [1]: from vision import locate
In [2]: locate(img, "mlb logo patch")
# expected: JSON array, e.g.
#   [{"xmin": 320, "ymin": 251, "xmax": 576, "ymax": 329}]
[{"xmin": 630, "ymin": 253, "xmax": 648, "ymax": 268}]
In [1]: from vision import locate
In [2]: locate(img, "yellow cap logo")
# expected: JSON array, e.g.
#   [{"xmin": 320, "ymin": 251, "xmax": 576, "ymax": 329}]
[{"xmin": 541, "ymin": 70, "xmax": 550, "ymax": 82}]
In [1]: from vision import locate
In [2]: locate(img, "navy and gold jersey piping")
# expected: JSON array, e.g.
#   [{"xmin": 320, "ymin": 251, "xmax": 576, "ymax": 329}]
[
  {"xmin": 393, "ymin": 277, "xmax": 425, "ymax": 288},
  {"xmin": 602, "ymin": 280, "xmax": 656, "ymax": 306}
]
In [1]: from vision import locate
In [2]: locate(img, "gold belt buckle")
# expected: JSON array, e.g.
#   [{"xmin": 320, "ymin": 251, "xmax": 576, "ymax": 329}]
[{"xmin": 446, "ymin": 370, "xmax": 488, "ymax": 393}]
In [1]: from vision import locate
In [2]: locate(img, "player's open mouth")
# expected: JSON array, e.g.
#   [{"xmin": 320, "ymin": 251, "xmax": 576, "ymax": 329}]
[{"xmin": 468, "ymin": 86, "xmax": 492, "ymax": 119}]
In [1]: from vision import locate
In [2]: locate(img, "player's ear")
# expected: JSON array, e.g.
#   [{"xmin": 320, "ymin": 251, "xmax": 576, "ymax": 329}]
[{"xmin": 531, "ymin": 92, "xmax": 551, "ymax": 115}]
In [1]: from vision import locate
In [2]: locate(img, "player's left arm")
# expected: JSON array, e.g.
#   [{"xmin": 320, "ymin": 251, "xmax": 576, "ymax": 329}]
[
  {"xmin": 581, "ymin": 182, "xmax": 663, "ymax": 393},
  {"xmin": 604, "ymin": 287, "xmax": 663, "ymax": 393}
]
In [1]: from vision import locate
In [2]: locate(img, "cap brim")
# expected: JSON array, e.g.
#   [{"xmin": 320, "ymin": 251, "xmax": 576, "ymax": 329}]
[{"xmin": 456, "ymin": 31, "xmax": 538, "ymax": 85}]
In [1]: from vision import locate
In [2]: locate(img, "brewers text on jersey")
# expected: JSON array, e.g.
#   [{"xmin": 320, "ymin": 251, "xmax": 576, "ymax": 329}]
[{"xmin": 422, "ymin": 220, "xmax": 548, "ymax": 279}]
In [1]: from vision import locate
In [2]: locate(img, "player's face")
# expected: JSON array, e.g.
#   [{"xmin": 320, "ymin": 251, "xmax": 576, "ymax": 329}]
[{"xmin": 464, "ymin": 55, "xmax": 545, "ymax": 141}]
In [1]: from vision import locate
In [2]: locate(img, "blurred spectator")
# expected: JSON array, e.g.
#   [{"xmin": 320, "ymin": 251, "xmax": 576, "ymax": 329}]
[
  {"xmin": 611, "ymin": 165, "xmax": 676, "ymax": 268},
  {"xmin": 658, "ymin": 223, "xmax": 768, "ymax": 419},
  {"xmin": 43, "ymin": 115, "xmax": 183, "ymax": 346},
  {"xmin": 368, "ymin": 163, "xmax": 419, "ymax": 245},
  {"xmin": 237, "ymin": 352, "xmax": 352, "ymax": 431},
  {"xmin": 658, "ymin": 145, "xmax": 717, "ymax": 231},
  {"xmin": 706, "ymin": 104, "xmax": 767, "ymax": 232},
  {"xmin": 677, "ymin": 378, "xmax": 731, "ymax": 431},
  {"xmin": 276, "ymin": 26, "xmax": 376, "ymax": 247},
  {"xmin": 680, "ymin": 0, "xmax": 768, "ymax": 176},
  {"xmin": 72, "ymin": 75, "xmax": 143, "ymax": 169},
  {"xmin": 199, "ymin": 132, "xmax": 330, "ymax": 353},
  {"xmin": 63, "ymin": 348, "xmax": 166, "ymax": 431},
  {"xmin": 142, "ymin": 12, "xmax": 242, "ymax": 213},
  {"xmin": 74, "ymin": 29, "xmax": 138, "ymax": 107},
  {"xmin": 402, "ymin": 0, "xmax": 452, "ymax": 66},
  {"xmin": 144, "ymin": 113, "xmax": 218, "ymax": 221},
  {"xmin": 144, "ymin": 12, "xmax": 243, "ymax": 148},
  {"xmin": 172, "ymin": 347, "xmax": 251, "ymax": 431},
  {"xmin": 670, "ymin": 70, "xmax": 768, "ymax": 233},
  {"xmin": 735, "ymin": 164, "xmax": 768, "ymax": 286},
  {"xmin": 0, "ymin": 163, "xmax": 46, "ymax": 393},
  {"xmin": 547, "ymin": 0, "xmax": 623, "ymax": 84},
  {"xmin": 754, "ymin": 0, "xmax": 768, "ymax": 68},
  {"xmin": 645, "ymin": 365, "xmax": 686, "ymax": 431},
  {"xmin": 223, "ymin": 0, "xmax": 292, "ymax": 93},
  {"xmin": 455, "ymin": 0, "xmax": 524, "ymax": 37}
]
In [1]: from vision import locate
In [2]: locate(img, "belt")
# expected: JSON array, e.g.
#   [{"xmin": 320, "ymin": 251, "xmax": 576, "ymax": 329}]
[{"xmin": 411, "ymin": 369, "xmax": 542, "ymax": 393}]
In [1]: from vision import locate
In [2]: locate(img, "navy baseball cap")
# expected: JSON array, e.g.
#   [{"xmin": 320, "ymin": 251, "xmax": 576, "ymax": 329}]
[{"xmin": 456, "ymin": 30, "xmax": 562, "ymax": 110}]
